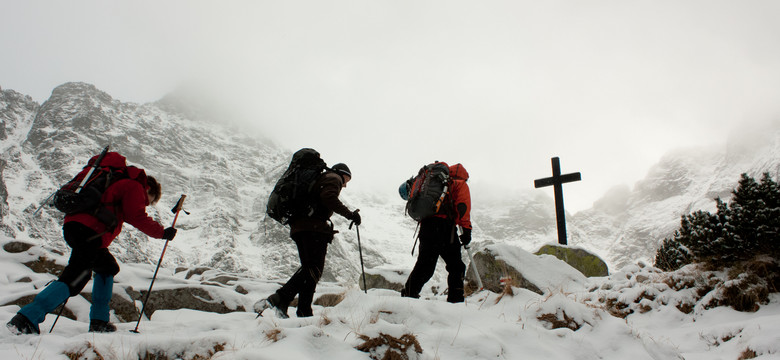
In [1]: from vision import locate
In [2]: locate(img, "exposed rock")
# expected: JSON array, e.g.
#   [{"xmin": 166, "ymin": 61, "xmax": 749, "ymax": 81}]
[
  {"xmin": 134, "ymin": 287, "xmax": 246, "ymax": 318},
  {"xmin": 314, "ymin": 293, "xmax": 346, "ymax": 307},
  {"xmin": 466, "ymin": 248, "xmax": 543, "ymax": 295},
  {"xmin": 23, "ymin": 256, "xmax": 65, "ymax": 275},
  {"xmin": 3, "ymin": 241, "xmax": 34, "ymax": 253},
  {"xmin": 535, "ymin": 244, "xmax": 609, "ymax": 277},
  {"xmin": 185, "ymin": 267, "xmax": 212, "ymax": 279},
  {"xmin": 204, "ymin": 275, "xmax": 239, "ymax": 286},
  {"xmin": 360, "ymin": 272, "xmax": 405, "ymax": 292}
]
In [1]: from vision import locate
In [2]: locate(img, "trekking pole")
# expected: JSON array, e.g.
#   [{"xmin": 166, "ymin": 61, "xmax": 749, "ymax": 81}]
[
  {"xmin": 49, "ymin": 298, "xmax": 69, "ymax": 333},
  {"xmin": 349, "ymin": 210, "xmax": 368, "ymax": 294},
  {"xmin": 32, "ymin": 191, "xmax": 56, "ymax": 217},
  {"xmin": 131, "ymin": 195, "xmax": 187, "ymax": 333},
  {"xmin": 464, "ymin": 245, "xmax": 484, "ymax": 291}
]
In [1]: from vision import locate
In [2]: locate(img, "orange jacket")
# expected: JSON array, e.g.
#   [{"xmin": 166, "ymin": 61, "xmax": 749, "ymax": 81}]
[{"xmin": 435, "ymin": 163, "xmax": 472, "ymax": 229}]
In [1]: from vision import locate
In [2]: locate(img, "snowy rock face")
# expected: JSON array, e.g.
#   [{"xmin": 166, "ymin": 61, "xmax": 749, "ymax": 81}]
[
  {"xmin": 1, "ymin": 82, "xmax": 779, "ymax": 283},
  {"xmin": 0, "ymin": 82, "xmax": 365, "ymax": 283}
]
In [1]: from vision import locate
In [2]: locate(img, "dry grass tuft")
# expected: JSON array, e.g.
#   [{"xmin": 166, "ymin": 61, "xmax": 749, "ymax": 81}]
[
  {"xmin": 537, "ymin": 311, "xmax": 582, "ymax": 331},
  {"xmin": 264, "ymin": 328, "xmax": 283, "ymax": 342},
  {"xmin": 356, "ymin": 332, "xmax": 423, "ymax": 360},
  {"xmin": 138, "ymin": 342, "xmax": 226, "ymax": 360},
  {"xmin": 320, "ymin": 313, "xmax": 332, "ymax": 326},
  {"xmin": 738, "ymin": 348, "xmax": 758, "ymax": 360},
  {"xmin": 64, "ymin": 342, "xmax": 105, "ymax": 360},
  {"xmin": 493, "ymin": 283, "xmax": 515, "ymax": 304}
]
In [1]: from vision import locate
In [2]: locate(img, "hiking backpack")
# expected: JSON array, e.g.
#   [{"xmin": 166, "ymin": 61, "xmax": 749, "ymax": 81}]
[
  {"xmin": 405, "ymin": 162, "xmax": 451, "ymax": 221},
  {"xmin": 266, "ymin": 148, "xmax": 328, "ymax": 225},
  {"xmin": 52, "ymin": 148, "xmax": 128, "ymax": 229}
]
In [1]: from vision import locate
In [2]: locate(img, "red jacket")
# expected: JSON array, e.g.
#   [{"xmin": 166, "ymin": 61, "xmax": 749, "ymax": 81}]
[
  {"xmin": 64, "ymin": 157, "xmax": 165, "ymax": 248},
  {"xmin": 434, "ymin": 163, "xmax": 472, "ymax": 230}
]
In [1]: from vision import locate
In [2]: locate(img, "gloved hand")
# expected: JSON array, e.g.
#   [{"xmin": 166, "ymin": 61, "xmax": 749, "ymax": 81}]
[
  {"xmin": 162, "ymin": 227, "xmax": 178, "ymax": 241},
  {"xmin": 350, "ymin": 210, "xmax": 362, "ymax": 226},
  {"xmin": 459, "ymin": 228, "xmax": 472, "ymax": 246}
]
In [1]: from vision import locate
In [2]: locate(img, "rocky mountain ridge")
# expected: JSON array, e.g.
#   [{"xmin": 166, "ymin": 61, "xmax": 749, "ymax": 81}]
[{"xmin": 1, "ymin": 82, "xmax": 778, "ymax": 283}]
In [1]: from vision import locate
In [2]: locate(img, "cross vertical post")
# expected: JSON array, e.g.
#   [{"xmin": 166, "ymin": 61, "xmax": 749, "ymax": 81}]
[{"xmin": 534, "ymin": 157, "xmax": 581, "ymax": 245}]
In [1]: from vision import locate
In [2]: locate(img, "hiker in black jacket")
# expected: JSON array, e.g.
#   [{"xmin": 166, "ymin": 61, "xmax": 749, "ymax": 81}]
[{"xmin": 255, "ymin": 163, "xmax": 360, "ymax": 318}]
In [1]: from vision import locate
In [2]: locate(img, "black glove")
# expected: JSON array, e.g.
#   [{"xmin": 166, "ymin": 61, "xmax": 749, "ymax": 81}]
[
  {"xmin": 162, "ymin": 227, "xmax": 178, "ymax": 241},
  {"xmin": 459, "ymin": 228, "xmax": 472, "ymax": 246},
  {"xmin": 350, "ymin": 210, "xmax": 362, "ymax": 226}
]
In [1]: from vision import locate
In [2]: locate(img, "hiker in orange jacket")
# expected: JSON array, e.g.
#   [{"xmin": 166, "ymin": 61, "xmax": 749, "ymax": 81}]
[{"xmin": 400, "ymin": 163, "xmax": 472, "ymax": 303}]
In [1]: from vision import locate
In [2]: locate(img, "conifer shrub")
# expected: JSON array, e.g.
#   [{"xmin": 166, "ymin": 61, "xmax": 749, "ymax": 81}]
[{"xmin": 654, "ymin": 173, "xmax": 780, "ymax": 271}]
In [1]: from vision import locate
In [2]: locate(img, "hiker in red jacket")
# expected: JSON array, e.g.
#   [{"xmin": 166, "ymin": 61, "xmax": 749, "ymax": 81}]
[
  {"xmin": 400, "ymin": 163, "xmax": 472, "ymax": 303},
  {"xmin": 6, "ymin": 152, "xmax": 177, "ymax": 335}
]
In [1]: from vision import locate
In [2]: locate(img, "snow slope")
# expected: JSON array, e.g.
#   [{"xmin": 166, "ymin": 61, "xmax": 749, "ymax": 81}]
[{"xmin": 2, "ymin": 233, "xmax": 778, "ymax": 359}]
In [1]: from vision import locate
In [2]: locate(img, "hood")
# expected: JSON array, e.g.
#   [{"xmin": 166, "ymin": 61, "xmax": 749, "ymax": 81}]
[{"xmin": 449, "ymin": 163, "xmax": 469, "ymax": 181}]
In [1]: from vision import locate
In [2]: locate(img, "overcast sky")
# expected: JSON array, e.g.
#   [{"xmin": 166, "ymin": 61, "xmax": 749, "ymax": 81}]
[{"xmin": 3, "ymin": 1, "xmax": 780, "ymax": 212}]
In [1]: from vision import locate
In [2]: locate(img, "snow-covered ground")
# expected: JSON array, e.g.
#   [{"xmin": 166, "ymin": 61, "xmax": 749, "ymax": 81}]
[{"xmin": 2, "ymin": 234, "xmax": 778, "ymax": 360}]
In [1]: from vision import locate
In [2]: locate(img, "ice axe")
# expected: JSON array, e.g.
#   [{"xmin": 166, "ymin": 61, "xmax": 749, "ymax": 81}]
[
  {"xmin": 349, "ymin": 210, "xmax": 368, "ymax": 294},
  {"xmin": 131, "ymin": 194, "xmax": 188, "ymax": 333}
]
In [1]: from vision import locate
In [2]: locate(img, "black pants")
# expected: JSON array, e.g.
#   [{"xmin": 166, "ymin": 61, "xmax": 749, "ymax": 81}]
[
  {"xmin": 58, "ymin": 222, "xmax": 120, "ymax": 296},
  {"xmin": 403, "ymin": 217, "xmax": 466, "ymax": 303},
  {"xmin": 276, "ymin": 231, "xmax": 331, "ymax": 317}
]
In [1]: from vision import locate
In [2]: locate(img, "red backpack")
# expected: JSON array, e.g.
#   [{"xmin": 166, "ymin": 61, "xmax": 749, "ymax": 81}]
[
  {"xmin": 53, "ymin": 148, "xmax": 129, "ymax": 229},
  {"xmin": 405, "ymin": 162, "xmax": 451, "ymax": 221}
]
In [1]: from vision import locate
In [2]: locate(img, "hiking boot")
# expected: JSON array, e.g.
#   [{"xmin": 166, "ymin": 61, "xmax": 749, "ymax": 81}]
[
  {"xmin": 6, "ymin": 314, "xmax": 40, "ymax": 335},
  {"xmin": 253, "ymin": 293, "xmax": 289, "ymax": 319},
  {"xmin": 88, "ymin": 319, "xmax": 116, "ymax": 333}
]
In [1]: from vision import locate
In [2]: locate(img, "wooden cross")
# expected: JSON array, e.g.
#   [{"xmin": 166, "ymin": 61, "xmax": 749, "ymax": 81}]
[{"xmin": 534, "ymin": 157, "xmax": 581, "ymax": 245}]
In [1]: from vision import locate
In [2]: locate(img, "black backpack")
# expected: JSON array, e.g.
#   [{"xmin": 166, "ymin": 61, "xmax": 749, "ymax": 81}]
[
  {"xmin": 53, "ymin": 148, "xmax": 128, "ymax": 229},
  {"xmin": 405, "ymin": 162, "xmax": 451, "ymax": 221},
  {"xmin": 266, "ymin": 148, "xmax": 328, "ymax": 225}
]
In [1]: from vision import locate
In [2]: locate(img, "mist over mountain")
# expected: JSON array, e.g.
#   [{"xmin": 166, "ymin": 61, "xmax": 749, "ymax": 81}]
[{"xmin": 1, "ymin": 82, "xmax": 778, "ymax": 283}]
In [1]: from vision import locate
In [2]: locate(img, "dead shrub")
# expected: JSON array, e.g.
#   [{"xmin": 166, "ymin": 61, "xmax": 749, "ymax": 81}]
[
  {"xmin": 494, "ymin": 283, "xmax": 514, "ymax": 304},
  {"xmin": 537, "ymin": 312, "xmax": 581, "ymax": 331},
  {"xmin": 675, "ymin": 302, "xmax": 694, "ymax": 314},
  {"xmin": 738, "ymin": 348, "xmax": 758, "ymax": 360},
  {"xmin": 139, "ymin": 342, "xmax": 225, "ymax": 360},
  {"xmin": 603, "ymin": 297, "xmax": 632, "ymax": 319},
  {"xmin": 64, "ymin": 342, "xmax": 104, "ymax": 360},
  {"xmin": 356, "ymin": 332, "xmax": 423, "ymax": 360}
]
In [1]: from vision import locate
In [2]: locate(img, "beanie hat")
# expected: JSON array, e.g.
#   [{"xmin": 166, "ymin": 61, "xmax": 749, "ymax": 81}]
[{"xmin": 332, "ymin": 163, "xmax": 352, "ymax": 178}]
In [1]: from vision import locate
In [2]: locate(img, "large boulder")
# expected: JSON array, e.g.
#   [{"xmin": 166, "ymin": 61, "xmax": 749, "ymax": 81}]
[
  {"xmin": 466, "ymin": 247, "xmax": 543, "ymax": 294},
  {"xmin": 131, "ymin": 287, "xmax": 246, "ymax": 319},
  {"xmin": 466, "ymin": 243, "xmax": 588, "ymax": 294},
  {"xmin": 358, "ymin": 267, "xmax": 408, "ymax": 292},
  {"xmin": 534, "ymin": 244, "xmax": 609, "ymax": 277}
]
